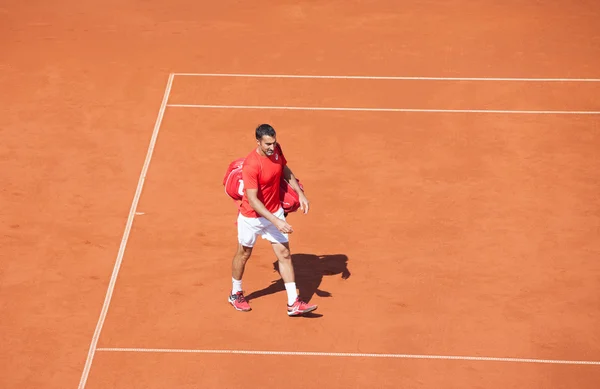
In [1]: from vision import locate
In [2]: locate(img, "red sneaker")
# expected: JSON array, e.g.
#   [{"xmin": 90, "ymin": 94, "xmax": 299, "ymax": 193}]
[
  {"xmin": 228, "ymin": 291, "xmax": 251, "ymax": 312},
  {"xmin": 287, "ymin": 297, "xmax": 317, "ymax": 316}
]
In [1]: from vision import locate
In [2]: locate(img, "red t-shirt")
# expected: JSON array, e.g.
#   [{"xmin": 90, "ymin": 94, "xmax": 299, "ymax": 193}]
[{"xmin": 239, "ymin": 144, "xmax": 287, "ymax": 218}]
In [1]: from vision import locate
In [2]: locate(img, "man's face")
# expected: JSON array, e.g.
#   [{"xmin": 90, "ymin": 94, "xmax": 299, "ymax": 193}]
[{"xmin": 257, "ymin": 135, "xmax": 277, "ymax": 156}]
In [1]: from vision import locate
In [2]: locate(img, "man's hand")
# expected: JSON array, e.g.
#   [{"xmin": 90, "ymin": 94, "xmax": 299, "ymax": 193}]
[
  {"xmin": 299, "ymin": 193, "xmax": 310, "ymax": 214},
  {"xmin": 274, "ymin": 218, "xmax": 294, "ymax": 234},
  {"xmin": 246, "ymin": 188, "xmax": 294, "ymax": 232}
]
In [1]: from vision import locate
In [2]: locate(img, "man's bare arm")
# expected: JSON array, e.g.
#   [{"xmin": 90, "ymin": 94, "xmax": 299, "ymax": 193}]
[
  {"xmin": 246, "ymin": 188, "xmax": 278, "ymax": 222},
  {"xmin": 283, "ymin": 165, "xmax": 310, "ymax": 214},
  {"xmin": 246, "ymin": 188, "xmax": 294, "ymax": 232},
  {"xmin": 283, "ymin": 165, "xmax": 304, "ymax": 195}
]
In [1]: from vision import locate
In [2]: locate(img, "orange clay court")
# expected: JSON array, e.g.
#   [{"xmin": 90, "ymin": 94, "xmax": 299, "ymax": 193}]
[{"xmin": 1, "ymin": 1, "xmax": 600, "ymax": 388}]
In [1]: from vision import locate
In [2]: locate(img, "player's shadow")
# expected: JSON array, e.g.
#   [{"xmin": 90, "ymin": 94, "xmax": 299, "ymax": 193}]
[{"xmin": 246, "ymin": 253, "xmax": 351, "ymax": 312}]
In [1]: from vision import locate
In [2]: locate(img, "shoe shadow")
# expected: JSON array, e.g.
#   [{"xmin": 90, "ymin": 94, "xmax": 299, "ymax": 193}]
[{"xmin": 246, "ymin": 253, "xmax": 351, "ymax": 307}]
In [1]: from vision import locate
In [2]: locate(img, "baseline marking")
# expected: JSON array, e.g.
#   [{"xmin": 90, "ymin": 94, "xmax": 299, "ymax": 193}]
[
  {"xmin": 173, "ymin": 72, "xmax": 600, "ymax": 82},
  {"xmin": 96, "ymin": 348, "xmax": 600, "ymax": 366},
  {"xmin": 167, "ymin": 104, "xmax": 600, "ymax": 115},
  {"xmin": 77, "ymin": 73, "xmax": 175, "ymax": 389}
]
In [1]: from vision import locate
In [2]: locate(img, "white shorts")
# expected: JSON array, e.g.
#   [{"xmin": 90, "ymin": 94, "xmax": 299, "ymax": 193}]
[{"xmin": 237, "ymin": 207, "xmax": 289, "ymax": 247}]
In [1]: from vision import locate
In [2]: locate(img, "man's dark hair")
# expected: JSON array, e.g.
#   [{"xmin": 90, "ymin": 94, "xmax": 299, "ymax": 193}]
[{"xmin": 255, "ymin": 124, "xmax": 276, "ymax": 140}]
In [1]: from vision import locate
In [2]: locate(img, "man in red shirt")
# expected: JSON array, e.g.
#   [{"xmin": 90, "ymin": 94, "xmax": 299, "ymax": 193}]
[{"xmin": 228, "ymin": 124, "xmax": 318, "ymax": 316}]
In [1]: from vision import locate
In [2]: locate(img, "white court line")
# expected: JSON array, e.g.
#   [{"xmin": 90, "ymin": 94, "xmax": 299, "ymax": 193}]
[
  {"xmin": 77, "ymin": 73, "xmax": 175, "ymax": 389},
  {"xmin": 173, "ymin": 72, "xmax": 600, "ymax": 82},
  {"xmin": 167, "ymin": 104, "xmax": 600, "ymax": 115},
  {"xmin": 96, "ymin": 348, "xmax": 600, "ymax": 366}
]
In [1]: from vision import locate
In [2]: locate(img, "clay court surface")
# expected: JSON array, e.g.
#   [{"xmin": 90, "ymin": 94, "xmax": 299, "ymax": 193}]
[{"xmin": 2, "ymin": 1, "xmax": 600, "ymax": 388}]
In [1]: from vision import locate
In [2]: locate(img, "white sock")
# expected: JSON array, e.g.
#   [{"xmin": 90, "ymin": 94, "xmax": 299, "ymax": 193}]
[
  {"xmin": 284, "ymin": 282, "xmax": 298, "ymax": 306},
  {"xmin": 232, "ymin": 277, "xmax": 243, "ymax": 294}
]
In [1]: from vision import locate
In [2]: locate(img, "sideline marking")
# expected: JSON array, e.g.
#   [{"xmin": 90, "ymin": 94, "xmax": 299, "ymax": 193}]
[
  {"xmin": 97, "ymin": 347, "xmax": 600, "ymax": 366},
  {"xmin": 167, "ymin": 104, "xmax": 600, "ymax": 115},
  {"xmin": 173, "ymin": 72, "xmax": 600, "ymax": 82},
  {"xmin": 77, "ymin": 73, "xmax": 175, "ymax": 389}
]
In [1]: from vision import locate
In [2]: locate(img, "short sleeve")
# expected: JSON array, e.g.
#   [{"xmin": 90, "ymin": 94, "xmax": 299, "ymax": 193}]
[{"xmin": 242, "ymin": 157, "xmax": 260, "ymax": 190}]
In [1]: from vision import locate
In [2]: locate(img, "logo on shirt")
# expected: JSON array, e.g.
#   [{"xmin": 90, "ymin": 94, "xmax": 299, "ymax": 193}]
[{"xmin": 275, "ymin": 153, "xmax": 279, "ymax": 160}]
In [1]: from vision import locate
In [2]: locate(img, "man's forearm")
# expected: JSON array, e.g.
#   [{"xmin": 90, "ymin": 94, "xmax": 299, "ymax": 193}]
[
  {"xmin": 249, "ymin": 196, "xmax": 279, "ymax": 223},
  {"xmin": 287, "ymin": 174, "xmax": 304, "ymax": 195},
  {"xmin": 283, "ymin": 167, "xmax": 304, "ymax": 196}
]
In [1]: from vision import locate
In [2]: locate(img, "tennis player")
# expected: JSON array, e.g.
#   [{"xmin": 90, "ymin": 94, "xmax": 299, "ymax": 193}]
[{"xmin": 228, "ymin": 124, "xmax": 317, "ymax": 316}]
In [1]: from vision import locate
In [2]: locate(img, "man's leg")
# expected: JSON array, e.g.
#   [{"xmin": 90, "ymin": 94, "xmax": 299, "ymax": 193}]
[
  {"xmin": 228, "ymin": 244, "xmax": 253, "ymax": 311},
  {"xmin": 232, "ymin": 243, "xmax": 253, "ymax": 282},
  {"xmin": 229, "ymin": 211, "xmax": 258, "ymax": 312},
  {"xmin": 271, "ymin": 242, "xmax": 294, "ymax": 283},
  {"xmin": 271, "ymin": 242, "xmax": 318, "ymax": 316}
]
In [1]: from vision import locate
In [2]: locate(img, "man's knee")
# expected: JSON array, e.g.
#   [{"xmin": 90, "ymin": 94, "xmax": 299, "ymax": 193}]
[
  {"xmin": 272, "ymin": 242, "xmax": 291, "ymax": 261},
  {"xmin": 237, "ymin": 244, "xmax": 253, "ymax": 261}
]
